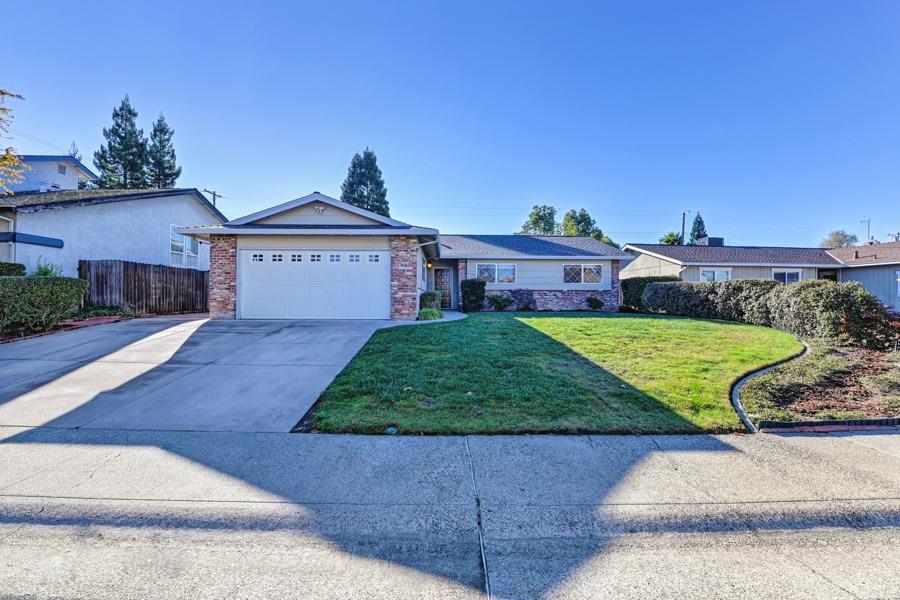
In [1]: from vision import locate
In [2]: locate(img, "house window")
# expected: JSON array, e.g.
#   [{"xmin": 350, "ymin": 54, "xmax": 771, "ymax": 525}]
[
  {"xmin": 368, "ymin": 254, "xmax": 380, "ymax": 263},
  {"xmin": 58, "ymin": 164, "xmax": 66, "ymax": 175},
  {"xmin": 252, "ymin": 254, "xmax": 263, "ymax": 262},
  {"xmin": 291, "ymin": 254, "xmax": 302, "ymax": 262},
  {"xmin": 497, "ymin": 264, "xmax": 516, "ymax": 284},
  {"xmin": 349, "ymin": 254, "xmax": 360, "ymax": 263},
  {"xmin": 772, "ymin": 269, "xmax": 802, "ymax": 284},
  {"xmin": 700, "ymin": 269, "xmax": 731, "ymax": 282},
  {"xmin": 563, "ymin": 264, "xmax": 603, "ymax": 284},
  {"xmin": 169, "ymin": 225, "xmax": 199, "ymax": 268},
  {"xmin": 310, "ymin": 254, "xmax": 322, "ymax": 263},
  {"xmin": 329, "ymin": 254, "xmax": 341, "ymax": 263},
  {"xmin": 476, "ymin": 264, "xmax": 496, "ymax": 283},
  {"xmin": 272, "ymin": 254, "xmax": 283, "ymax": 262}
]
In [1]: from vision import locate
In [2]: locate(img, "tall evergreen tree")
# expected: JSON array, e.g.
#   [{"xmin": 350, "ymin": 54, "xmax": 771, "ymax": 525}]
[
  {"xmin": 340, "ymin": 148, "xmax": 389, "ymax": 216},
  {"xmin": 147, "ymin": 114, "xmax": 182, "ymax": 188},
  {"xmin": 93, "ymin": 95, "xmax": 148, "ymax": 189},
  {"xmin": 689, "ymin": 213, "xmax": 708, "ymax": 245},
  {"xmin": 520, "ymin": 205, "xmax": 560, "ymax": 235}
]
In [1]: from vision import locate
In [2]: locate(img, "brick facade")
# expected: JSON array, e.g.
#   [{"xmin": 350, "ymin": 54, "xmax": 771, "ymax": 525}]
[
  {"xmin": 479, "ymin": 260, "xmax": 622, "ymax": 312},
  {"xmin": 456, "ymin": 259, "xmax": 467, "ymax": 308},
  {"xmin": 209, "ymin": 235, "xmax": 237, "ymax": 319},
  {"xmin": 390, "ymin": 236, "xmax": 419, "ymax": 320}
]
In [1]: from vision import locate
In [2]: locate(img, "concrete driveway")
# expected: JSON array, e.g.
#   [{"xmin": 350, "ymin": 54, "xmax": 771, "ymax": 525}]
[{"xmin": 0, "ymin": 316, "xmax": 383, "ymax": 432}]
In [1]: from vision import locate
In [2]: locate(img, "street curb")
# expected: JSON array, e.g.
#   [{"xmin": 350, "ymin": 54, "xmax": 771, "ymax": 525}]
[
  {"xmin": 759, "ymin": 417, "xmax": 900, "ymax": 432},
  {"xmin": 730, "ymin": 341, "xmax": 810, "ymax": 434}
]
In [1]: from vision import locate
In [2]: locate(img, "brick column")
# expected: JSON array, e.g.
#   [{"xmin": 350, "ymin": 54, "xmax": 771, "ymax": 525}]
[
  {"xmin": 456, "ymin": 259, "xmax": 467, "ymax": 310},
  {"xmin": 209, "ymin": 235, "xmax": 237, "ymax": 319},
  {"xmin": 609, "ymin": 259, "xmax": 622, "ymax": 312},
  {"xmin": 390, "ymin": 236, "xmax": 418, "ymax": 320}
]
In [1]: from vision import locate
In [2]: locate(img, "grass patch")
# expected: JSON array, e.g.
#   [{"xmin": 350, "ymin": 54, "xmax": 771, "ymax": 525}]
[
  {"xmin": 741, "ymin": 344, "xmax": 900, "ymax": 422},
  {"xmin": 310, "ymin": 312, "xmax": 802, "ymax": 434}
]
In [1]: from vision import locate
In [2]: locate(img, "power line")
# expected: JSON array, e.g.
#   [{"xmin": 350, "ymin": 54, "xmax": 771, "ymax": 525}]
[{"xmin": 10, "ymin": 129, "xmax": 67, "ymax": 152}]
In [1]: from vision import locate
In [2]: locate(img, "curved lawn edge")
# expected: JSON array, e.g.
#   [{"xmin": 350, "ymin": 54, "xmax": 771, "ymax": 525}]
[{"xmin": 730, "ymin": 339, "xmax": 810, "ymax": 433}]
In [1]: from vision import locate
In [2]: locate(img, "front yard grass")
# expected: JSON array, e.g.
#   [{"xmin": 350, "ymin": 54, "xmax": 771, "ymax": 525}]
[{"xmin": 305, "ymin": 312, "xmax": 803, "ymax": 434}]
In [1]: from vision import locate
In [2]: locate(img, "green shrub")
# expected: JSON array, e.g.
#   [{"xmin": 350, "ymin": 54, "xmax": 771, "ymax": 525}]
[
  {"xmin": 0, "ymin": 276, "xmax": 87, "ymax": 334},
  {"xmin": 32, "ymin": 258, "xmax": 63, "ymax": 277},
  {"xmin": 643, "ymin": 279, "xmax": 895, "ymax": 347},
  {"xmin": 419, "ymin": 290, "xmax": 442, "ymax": 310},
  {"xmin": 461, "ymin": 279, "xmax": 486, "ymax": 312},
  {"xmin": 486, "ymin": 293, "xmax": 515, "ymax": 311},
  {"xmin": 0, "ymin": 262, "xmax": 25, "ymax": 276},
  {"xmin": 417, "ymin": 308, "xmax": 444, "ymax": 321},
  {"xmin": 586, "ymin": 296, "xmax": 605, "ymax": 311},
  {"xmin": 621, "ymin": 276, "xmax": 680, "ymax": 311}
]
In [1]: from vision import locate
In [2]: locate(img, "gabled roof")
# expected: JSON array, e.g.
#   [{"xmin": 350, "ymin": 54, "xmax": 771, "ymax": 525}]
[
  {"xmin": 827, "ymin": 242, "xmax": 900, "ymax": 267},
  {"xmin": 440, "ymin": 235, "xmax": 633, "ymax": 259},
  {"xmin": 0, "ymin": 188, "xmax": 227, "ymax": 222},
  {"xmin": 228, "ymin": 192, "xmax": 410, "ymax": 227},
  {"xmin": 20, "ymin": 155, "xmax": 99, "ymax": 180},
  {"xmin": 623, "ymin": 243, "xmax": 842, "ymax": 267}
]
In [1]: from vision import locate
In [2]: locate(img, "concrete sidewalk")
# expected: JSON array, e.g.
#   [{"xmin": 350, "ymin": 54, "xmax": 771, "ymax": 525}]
[{"xmin": 1, "ymin": 427, "xmax": 899, "ymax": 598}]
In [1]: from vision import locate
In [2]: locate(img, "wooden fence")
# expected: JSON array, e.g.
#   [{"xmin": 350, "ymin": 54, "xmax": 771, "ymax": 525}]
[{"xmin": 78, "ymin": 260, "xmax": 209, "ymax": 314}]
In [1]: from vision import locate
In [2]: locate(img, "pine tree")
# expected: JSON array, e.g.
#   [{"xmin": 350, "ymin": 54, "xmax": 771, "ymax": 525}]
[
  {"xmin": 340, "ymin": 148, "xmax": 389, "ymax": 216},
  {"xmin": 520, "ymin": 205, "xmax": 560, "ymax": 235},
  {"xmin": 689, "ymin": 213, "xmax": 708, "ymax": 245},
  {"xmin": 147, "ymin": 114, "xmax": 182, "ymax": 188},
  {"xmin": 93, "ymin": 95, "xmax": 148, "ymax": 189}
]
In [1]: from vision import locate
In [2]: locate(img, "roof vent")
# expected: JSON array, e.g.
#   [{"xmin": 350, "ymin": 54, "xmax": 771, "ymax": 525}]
[
  {"xmin": 854, "ymin": 250, "xmax": 859, "ymax": 259},
  {"xmin": 698, "ymin": 236, "xmax": 725, "ymax": 247}
]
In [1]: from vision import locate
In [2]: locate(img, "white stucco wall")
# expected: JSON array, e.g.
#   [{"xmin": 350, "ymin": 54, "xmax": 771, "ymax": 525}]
[{"xmin": 12, "ymin": 193, "xmax": 221, "ymax": 277}]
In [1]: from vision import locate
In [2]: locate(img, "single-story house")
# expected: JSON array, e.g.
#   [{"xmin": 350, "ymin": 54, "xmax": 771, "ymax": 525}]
[
  {"xmin": 179, "ymin": 192, "xmax": 631, "ymax": 320},
  {"xmin": 622, "ymin": 238, "xmax": 900, "ymax": 312},
  {"xmin": 1, "ymin": 188, "xmax": 227, "ymax": 276}
]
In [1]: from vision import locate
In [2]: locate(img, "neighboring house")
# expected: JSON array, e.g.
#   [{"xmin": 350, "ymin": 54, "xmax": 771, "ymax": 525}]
[
  {"xmin": 179, "ymin": 192, "xmax": 631, "ymax": 320},
  {"xmin": 9, "ymin": 155, "xmax": 98, "ymax": 193},
  {"xmin": 622, "ymin": 238, "xmax": 900, "ymax": 312},
  {"xmin": 0, "ymin": 188, "xmax": 227, "ymax": 276}
]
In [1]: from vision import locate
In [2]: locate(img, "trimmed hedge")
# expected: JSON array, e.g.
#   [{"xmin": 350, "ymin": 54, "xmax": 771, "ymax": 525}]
[
  {"xmin": 419, "ymin": 290, "xmax": 442, "ymax": 310},
  {"xmin": 586, "ymin": 296, "xmax": 605, "ymax": 311},
  {"xmin": 486, "ymin": 293, "xmax": 515, "ymax": 311},
  {"xmin": 0, "ymin": 262, "xmax": 26, "ymax": 277},
  {"xmin": 417, "ymin": 308, "xmax": 444, "ymax": 321},
  {"xmin": 642, "ymin": 279, "xmax": 895, "ymax": 347},
  {"xmin": 0, "ymin": 276, "xmax": 87, "ymax": 334},
  {"xmin": 461, "ymin": 279, "xmax": 486, "ymax": 313},
  {"xmin": 620, "ymin": 276, "xmax": 680, "ymax": 311}
]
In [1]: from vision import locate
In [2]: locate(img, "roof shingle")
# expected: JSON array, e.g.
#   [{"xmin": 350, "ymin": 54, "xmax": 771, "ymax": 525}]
[
  {"xmin": 0, "ymin": 188, "xmax": 226, "ymax": 221},
  {"xmin": 625, "ymin": 244, "xmax": 841, "ymax": 266},
  {"xmin": 827, "ymin": 242, "xmax": 900, "ymax": 266},
  {"xmin": 440, "ymin": 235, "xmax": 629, "ymax": 258}
]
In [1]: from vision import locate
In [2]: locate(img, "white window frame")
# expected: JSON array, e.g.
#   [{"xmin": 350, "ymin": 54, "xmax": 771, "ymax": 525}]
[
  {"xmin": 169, "ymin": 224, "xmax": 199, "ymax": 268},
  {"xmin": 476, "ymin": 263, "xmax": 517, "ymax": 284},
  {"xmin": 699, "ymin": 268, "xmax": 732, "ymax": 282},
  {"xmin": 772, "ymin": 268, "xmax": 802, "ymax": 284},
  {"xmin": 563, "ymin": 264, "xmax": 603, "ymax": 284},
  {"xmin": 368, "ymin": 254, "xmax": 380, "ymax": 263}
]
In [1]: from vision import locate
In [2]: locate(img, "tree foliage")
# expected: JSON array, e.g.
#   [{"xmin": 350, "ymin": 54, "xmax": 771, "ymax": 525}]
[
  {"xmin": 820, "ymin": 229, "xmax": 859, "ymax": 249},
  {"xmin": 340, "ymin": 148, "xmax": 389, "ymax": 216},
  {"xmin": 67, "ymin": 141, "xmax": 82, "ymax": 161},
  {"xmin": 0, "ymin": 89, "xmax": 27, "ymax": 194},
  {"xmin": 520, "ymin": 205, "xmax": 561, "ymax": 235},
  {"xmin": 659, "ymin": 231, "xmax": 682, "ymax": 245},
  {"xmin": 689, "ymin": 213, "xmax": 708, "ymax": 245},
  {"xmin": 561, "ymin": 208, "xmax": 618, "ymax": 246},
  {"xmin": 93, "ymin": 95, "xmax": 149, "ymax": 189},
  {"xmin": 147, "ymin": 114, "xmax": 182, "ymax": 188}
]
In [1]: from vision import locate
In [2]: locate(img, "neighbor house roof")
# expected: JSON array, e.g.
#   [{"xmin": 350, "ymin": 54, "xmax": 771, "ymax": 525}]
[
  {"xmin": 0, "ymin": 188, "xmax": 227, "ymax": 222},
  {"xmin": 440, "ymin": 235, "xmax": 633, "ymax": 260},
  {"xmin": 623, "ymin": 243, "xmax": 842, "ymax": 267},
  {"xmin": 19, "ymin": 155, "xmax": 98, "ymax": 180},
  {"xmin": 827, "ymin": 242, "xmax": 900, "ymax": 267}
]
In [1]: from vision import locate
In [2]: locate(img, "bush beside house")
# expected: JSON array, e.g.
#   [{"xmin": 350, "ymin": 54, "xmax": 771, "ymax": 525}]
[
  {"xmin": 0, "ymin": 262, "xmax": 26, "ymax": 276},
  {"xmin": 461, "ymin": 279, "xmax": 486, "ymax": 312},
  {"xmin": 419, "ymin": 291, "xmax": 442, "ymax": 310},
  {"xmin": 620, "ymin": 276, "xmax": 680, "ymax": 311},
  {"xmin": 0, "ymin": 276, "xmax": 88, "ymax": 334},
  {"xmin": 642, "ymin": 279, "xmax": 895, "ymax": 347}
]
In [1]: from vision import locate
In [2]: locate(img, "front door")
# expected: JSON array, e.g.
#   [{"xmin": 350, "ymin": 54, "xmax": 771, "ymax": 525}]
[{"xmin": 433, "ymin": 268, "xmax": 452, "ymax": 308}]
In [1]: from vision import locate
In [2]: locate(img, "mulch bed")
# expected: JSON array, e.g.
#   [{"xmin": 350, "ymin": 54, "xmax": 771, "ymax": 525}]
[
  {"xmin": 0, "ymin": 316, "xmax": 133, "ymax": 345},
  {"xmin": 774, "ymin": 346, "xmax": 897, "ymax": 418}
]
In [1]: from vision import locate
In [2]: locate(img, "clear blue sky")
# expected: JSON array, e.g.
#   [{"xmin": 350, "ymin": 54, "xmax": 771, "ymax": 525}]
[{"xmin": 6, "ymin": 0, "xmax": 900, "ymax": 246}]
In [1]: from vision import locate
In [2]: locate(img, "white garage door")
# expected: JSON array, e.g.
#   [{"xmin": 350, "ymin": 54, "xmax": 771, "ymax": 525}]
[{"xmin": 238, "ymin": 249, "xmax": 391, "ymax": 319}]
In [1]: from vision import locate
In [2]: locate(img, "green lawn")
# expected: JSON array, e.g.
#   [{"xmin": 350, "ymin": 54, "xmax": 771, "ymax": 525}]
[{"xmin": 309, "ymin": 312, "xmax": 803, "ymax": 434}]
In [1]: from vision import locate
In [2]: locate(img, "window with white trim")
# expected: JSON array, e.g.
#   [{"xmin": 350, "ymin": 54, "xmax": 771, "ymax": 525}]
[
  {"xmin": 272, "ymin": 254, "xmax": 283, "ymax": 262},
  {"xmin": 700, "ymin": 269, "xmax": 731, "ymax": 282},
  {"xmin": 772, "ymin": 269, "xmax": 802, "ymax": 284},
  {"xmin": 310, "ymin": 253, "xmax": 322, "ymax": 263},
  {"xmin": 252, "ymin": 253, "xmax": 263, "ymax": 263},
  {"xmin": 563, "ymin": 264, "xmax": 603, "ymax": 284},
  {"xmin": 476, "ymin": 264, "xmax": 496, "ymax": 283},
  {"xmin": 475, "ymin": 263, "xmax": 517, "ymax": 284},
  {"xmin": 291, "ymin": 254, "xmax": 302, "ymax": 262},
  {"xmin": 329, "ymin": 254, "xmax": 341, "ymax": 263},
  {"xmin": 349, "ymin": 254, "xmax": 360, "ymax": 263},
  {"xmin": 368, "ymin": 254, "xmax": 380, "ymax": 263},
  {"xmin": 170, "ymin": 225, "xmax": 199, "ymax": 268},
  {"xmin": 497, "ymin": 264, "xmax": 516, "ymax": 284}
]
